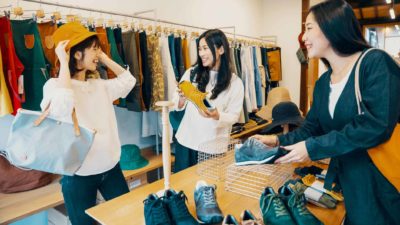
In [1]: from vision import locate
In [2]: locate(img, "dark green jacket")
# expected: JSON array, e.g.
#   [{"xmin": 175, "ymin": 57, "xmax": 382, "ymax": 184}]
[{"xmin": 279, "ymin": 49, "xmax": 400, "ymax": 225}]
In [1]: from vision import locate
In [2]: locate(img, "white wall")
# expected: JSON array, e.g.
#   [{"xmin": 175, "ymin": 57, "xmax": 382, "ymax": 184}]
[{"xmin": 261, "ymin": 0, "xmax": 302, "ymax": 105}]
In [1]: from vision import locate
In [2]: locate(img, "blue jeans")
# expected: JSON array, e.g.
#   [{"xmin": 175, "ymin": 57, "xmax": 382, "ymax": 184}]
[{"xmin": 61, "ymin": 163, "xmax": 129, "ymax": 225}]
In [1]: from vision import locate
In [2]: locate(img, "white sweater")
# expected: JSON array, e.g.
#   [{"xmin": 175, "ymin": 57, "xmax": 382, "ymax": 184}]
[
  {"xmin": 40, "ymin": 71, "xmax": 135, "ymax": 176},
  {"xmin": 173, "ymin": 69, "xmax": 244, "ymax": 153}
]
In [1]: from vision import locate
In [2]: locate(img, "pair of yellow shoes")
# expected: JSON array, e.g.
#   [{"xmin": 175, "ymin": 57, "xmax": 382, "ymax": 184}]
[{"xmin": 178, "ymin": 81, "xmax": 215, "ymax": 112}]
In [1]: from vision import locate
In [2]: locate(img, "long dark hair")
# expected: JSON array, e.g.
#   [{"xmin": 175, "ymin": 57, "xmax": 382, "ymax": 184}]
[
  {"xmin": 68, "ymin": 35, "xmax": 100, "ymax": 76},
  {"xmin": 309, "ymin": 0, "xmax": 370, "ymax": 67},
  {"xmin": 195, "ymin": 29, "xmax": 232, "ymax": 100}
]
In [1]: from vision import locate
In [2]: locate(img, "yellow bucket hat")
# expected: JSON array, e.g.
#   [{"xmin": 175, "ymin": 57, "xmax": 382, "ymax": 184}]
[{"xmin": 52, "ymin": 22, "xmax": 98, "ymax": 51}]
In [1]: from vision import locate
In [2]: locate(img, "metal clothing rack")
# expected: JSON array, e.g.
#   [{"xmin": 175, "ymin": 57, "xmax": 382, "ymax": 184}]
[{"xmin": 21, "ymin": 0, "xmax": 276, "ymax": 43}]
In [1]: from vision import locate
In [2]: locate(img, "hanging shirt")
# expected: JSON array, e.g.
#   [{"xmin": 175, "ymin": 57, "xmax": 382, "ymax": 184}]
[
  {"xmin": 40, "ymin": 70, "xmax": 135, "ymax": 176},
  {"xmin": 0, "ymin": 50, "xmax": 13, "ymax": 116},
  {"xmin": 174, "ymin": 69, "xmax": 244, "ymax": 153}
]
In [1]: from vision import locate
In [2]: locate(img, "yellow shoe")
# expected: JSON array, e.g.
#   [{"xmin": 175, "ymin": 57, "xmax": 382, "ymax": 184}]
[
  {"xmin": 301, "ymin": 174, "xmax": 344, "ymax": 202},
  {"xmin": 179, "ymin": 81, "xmax": 214, "ymax": 112}
]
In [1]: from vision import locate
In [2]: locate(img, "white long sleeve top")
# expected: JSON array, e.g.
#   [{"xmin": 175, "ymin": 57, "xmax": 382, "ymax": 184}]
[
  {"xmin": 40, "ymin": 70, "xmax": 135, "ymax": 176},
  {"xmin": 173, "ymin": 69, "xmax": 244, "ymax": 153}
]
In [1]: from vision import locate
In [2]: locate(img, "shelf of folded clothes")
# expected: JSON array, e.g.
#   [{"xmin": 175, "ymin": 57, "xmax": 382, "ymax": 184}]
[{"xmin": 230, "ymin": 119, "xmax": 271, "ymax": 139}]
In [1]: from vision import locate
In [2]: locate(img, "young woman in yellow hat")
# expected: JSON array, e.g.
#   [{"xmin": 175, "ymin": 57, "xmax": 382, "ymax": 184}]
[{"xmin": 42, "ymin": 22, "xmax": 135, "ymax": 225}]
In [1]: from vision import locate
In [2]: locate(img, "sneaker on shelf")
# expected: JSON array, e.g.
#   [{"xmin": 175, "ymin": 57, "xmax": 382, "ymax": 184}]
[
  {"xmin": 278, "ymin": 185, "xmax": 324, "ymax": 225},
  {"xmin": 235, "ymin": 138, "xmax": 288, "ymax": 166},
  {"xmin": 163, "ymin": 189, "xmax": 199, "ymax": 225},
  {"xmin": 240, "ymin": 210, "xmax": 264, "ymax": 225},
  {"xmin": 259, "ymin": 187, "xmax": 296, "ymax": 225},
  {"xmin": 143, "ymin": 193, "xmax": 172, "ymax": 225},
  {"xmin": 222, "ymin": 214, "xmax": 240, "ymax": 225},
  {"xmin": 194, "ymin": 180, "xmax": 224, "ymax": 224}
]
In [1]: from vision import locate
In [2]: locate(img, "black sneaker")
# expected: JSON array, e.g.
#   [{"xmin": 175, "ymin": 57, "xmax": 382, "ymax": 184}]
[
  {"xmin": 164, "ymin": 189, "xmax": 199, "ymax": 225},
  {"xmin": 259, "ymin": 187, "xmax": 296, "ymax": 225},
  {"xmin": 278, "ymin": 185, "xmax": 324, "ymax": 225},
  {"xmin": 194, "ymin": 180, "xmax": 224, "ymax": 224},
  {"xmin": 143, "ymin": 193, "xmax": 172, "ymax": 225},
  {"xmin": 222, "ymin": 214, "xmax": 239, "ymax": 225}
]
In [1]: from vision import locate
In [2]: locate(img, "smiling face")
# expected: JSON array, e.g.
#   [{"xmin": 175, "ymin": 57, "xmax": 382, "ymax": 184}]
[
  {"xmin": 75, "ymin": 42, "xmax": 100, "ymax": 71},
  {"xmin": 302, "ymin": 13, "xmax": 331, "ymax": 59},
  {"xmin": 198, "ymin": 37, "xmax": 225, "ymax": 70},
  {"xmin": 198, "ymin": 38, "xmax": 215, "ymax": 68}
]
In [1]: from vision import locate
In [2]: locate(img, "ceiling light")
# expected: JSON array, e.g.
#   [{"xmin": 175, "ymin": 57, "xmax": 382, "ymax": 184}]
[
  {"xmin": 386, "ymin": 0, "xmax": 392, "ymax": 3},
  {"xmin": 390, "ymin": 8, "xmax": 395, "ymax": 19}
]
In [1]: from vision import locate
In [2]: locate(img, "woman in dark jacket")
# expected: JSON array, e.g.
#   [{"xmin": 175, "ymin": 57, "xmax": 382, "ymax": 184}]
[{"xmin": 254, "ymin": 1, "xmax": 400, "ymax": 224}]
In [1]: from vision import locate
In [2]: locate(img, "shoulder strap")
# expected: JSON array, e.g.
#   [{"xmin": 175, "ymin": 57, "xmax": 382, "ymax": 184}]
[{"xmin": 354, "ymin": 48, "xmax": 377, "ymax": 115}]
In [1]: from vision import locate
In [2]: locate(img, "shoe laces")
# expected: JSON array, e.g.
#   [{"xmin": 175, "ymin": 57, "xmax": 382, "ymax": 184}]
[
  {"xmin": 288, "ymin": 192, "xmax": 310, "ymax": 216},
  {"xmin": 172, "ymin": 191, "xmax": 191, "ymax": 218},
  {"xmin": 202, "ymin": 186, "xmax": 217, "ymax": 207},
  {"xmin": 263, "ymin": 194, "xmax": 289, "ymax": 217},
  {"xmin": 144, "ymin": 197, "xmax": 170, "ymax": 225}
]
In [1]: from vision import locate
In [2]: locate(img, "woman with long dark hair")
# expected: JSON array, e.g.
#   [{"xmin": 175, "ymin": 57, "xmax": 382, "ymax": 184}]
[
  {"xmin": 173, "ymin": 29, "xmax": 244, "ymax": 172},
  {"xmin": 254, "ymin": 1, "xmax": 400, "ymax": 224}
]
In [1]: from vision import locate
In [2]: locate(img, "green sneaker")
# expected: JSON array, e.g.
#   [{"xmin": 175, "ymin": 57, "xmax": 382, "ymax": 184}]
[
  {"xmin": 260, "ymin": 187, "xmax": 296, "ymax": 225},
  {"xmin": 278, "ymin": 185, "xmax": 324, "ymax": 225}
]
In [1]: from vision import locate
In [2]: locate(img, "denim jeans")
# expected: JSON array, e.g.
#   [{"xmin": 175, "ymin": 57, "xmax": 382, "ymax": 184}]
[{"xmin": 61, "ymin": 163, "xmax": 129, "ymax": 225}]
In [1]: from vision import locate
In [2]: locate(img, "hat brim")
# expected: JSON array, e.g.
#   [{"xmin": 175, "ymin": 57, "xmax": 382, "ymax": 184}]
[
  {"xmin": 66, "ymin": 32, "xmax": 98, "ymax": 50},
  {"xmin": 53, "ymin": 32, "xmax": 98, "ymax": 69},
  {"xmin": 120, "ymin": 158, "xmax": 149, "ymax": 170},
  {"xmin": 259, "ymin": 116, "xmax": 304, "ymax": 135}
]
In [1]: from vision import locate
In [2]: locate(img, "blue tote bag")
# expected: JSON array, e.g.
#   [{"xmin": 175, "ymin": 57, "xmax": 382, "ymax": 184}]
[{"xmin": 2, "ymin": 107, "xmax": 96, "ymax": 176}]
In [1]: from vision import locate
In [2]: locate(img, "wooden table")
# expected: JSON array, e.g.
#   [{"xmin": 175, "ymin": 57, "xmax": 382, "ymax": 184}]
[
  {"xmin": 86, "ymin": 163, "xmax": 345, "ymax": 225},
  {"xmin": 0, "ymin": 149, "xmax": 173, "ymax": 225}
]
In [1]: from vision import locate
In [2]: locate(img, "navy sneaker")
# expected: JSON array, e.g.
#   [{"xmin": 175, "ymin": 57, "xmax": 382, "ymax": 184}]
[
  {"xmin": 235, "ymin": 138, "xmax": 287, "ymax": 166},
  {"xmin": 278, "ymin": 185, "xmax": 324, "ymax": 225},
  {"xmin": 240, "ymin": 210, "xmax": 263, "ymax": 225},
  {"xmin": 222, "ymin": 214, "xmax": 239, "ymax": 225},
  {"xmin": 194, "ymin": 180, "xmax": 224, "ymax": 224},
  {"xmin": 164, "ymin": 189, "xmax": 199, "ymax": 225},
  {"xmin": 260, "ymin": 187, "xmax": 296, "ymax": 225},
  {"xmin": 143, "ymin": 193, "xmax": 172, "ymax": 225}
]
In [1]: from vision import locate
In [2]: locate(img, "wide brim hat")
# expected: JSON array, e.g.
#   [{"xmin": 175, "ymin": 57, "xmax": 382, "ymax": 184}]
[
  {"xmin": 256, "ymin": 87, "xmax": 291, "ymax": 121},
  {"xmin": 52, "ymin": 22, "xmax": 98, "ymax": 69},
  {"xmin": 260, "ymin": 101, "xmax": 304, "ymax": 134},
  {"xmin": 120, "ymin": 145, "xmax": 149, "ymax": 170},
  {"xmin": 52, "ymin": 22, "xmax": 98, "ymax": 51}
]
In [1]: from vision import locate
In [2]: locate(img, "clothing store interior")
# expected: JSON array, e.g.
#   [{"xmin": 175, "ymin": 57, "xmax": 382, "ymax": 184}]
[{"xmin": 1, "ymin": 0, "xmax": 400, "ymax": 225}]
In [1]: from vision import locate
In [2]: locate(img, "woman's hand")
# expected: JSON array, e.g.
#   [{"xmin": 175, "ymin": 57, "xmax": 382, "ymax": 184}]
[
  {"xmin": 177, "ymin": 87, "xmax": 187, "ymax": 109},
  {"xmin": 55, "ymin": 40, "xmax": 70, "ymax": 66},
  {"xmin": 275, "ymin": 141, "xmax": 311, "ymax": 164},
  {"xmin": 251, "ymin": 134, "xmax": 279, "ymax": 147},
  {"xmin": 97, "ymin": 50, "xmax": 109, "ymax": 63},
  {"xmin": 201, "ymin": 108, "xmax": 219, "ymax": 120}
]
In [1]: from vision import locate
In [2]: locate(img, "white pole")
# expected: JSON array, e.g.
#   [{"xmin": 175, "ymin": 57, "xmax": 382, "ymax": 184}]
[{"xmin": 155, "ymin": 101, "xmax": 174, "ymax": 190}]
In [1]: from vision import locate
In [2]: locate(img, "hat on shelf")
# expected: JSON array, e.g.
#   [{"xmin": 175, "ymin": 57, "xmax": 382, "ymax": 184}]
[
  {"xmin": 259, "ymin": 101, "xmax": 303, "ymax": 135},
  {"xmin": 256, "ymin": 87, "xmax": 291, "ymax": 121},
  {"xmin": 119, "ymin": 145, "xmax": 149, "ymax": 170}
]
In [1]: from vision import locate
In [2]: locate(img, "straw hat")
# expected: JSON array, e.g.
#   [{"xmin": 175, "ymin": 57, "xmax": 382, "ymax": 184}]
[{"xmin": 256, "ymin": 87, "xmax": 291, "ymax": 121}]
